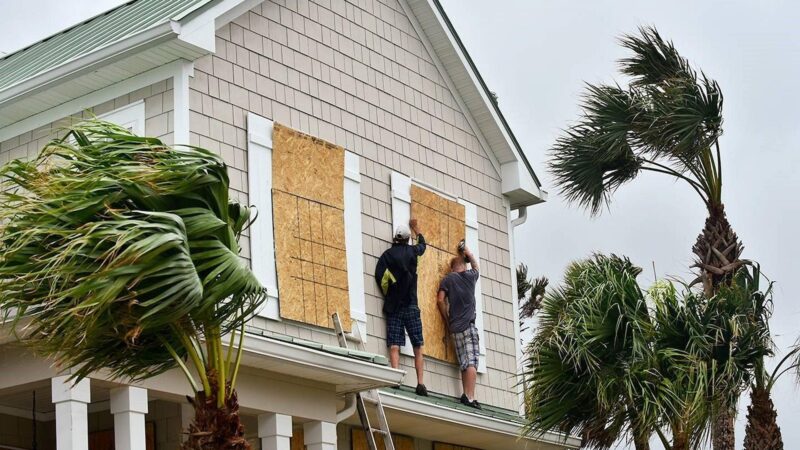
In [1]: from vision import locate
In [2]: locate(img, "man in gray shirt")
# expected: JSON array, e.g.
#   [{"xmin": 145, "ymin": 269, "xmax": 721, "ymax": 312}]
[{"xmin": 436, "ymin": 244, "xmax": 481, "ymax": 409}]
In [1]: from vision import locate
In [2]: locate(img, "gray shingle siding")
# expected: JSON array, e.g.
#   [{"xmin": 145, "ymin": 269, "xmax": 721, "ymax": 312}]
[{"xmin": 190, "ymin": 0, "xmax": 519, "ymax": 410}]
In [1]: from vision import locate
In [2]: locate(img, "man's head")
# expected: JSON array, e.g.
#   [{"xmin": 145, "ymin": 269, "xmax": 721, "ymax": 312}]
[
  {"xmin": 450, "ymin": 256, "xmax": 466, "ymax": 273},
  {"xmin": 393, "ymin": 225, "xmax": 411, "ymax": 243}
]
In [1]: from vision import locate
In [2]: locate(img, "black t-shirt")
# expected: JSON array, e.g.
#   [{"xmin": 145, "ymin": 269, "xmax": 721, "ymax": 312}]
[
  {"xmin": 374, "ymin": 235, "xmax": 426, "ymax": 314},
  {"xmin": 439, "ymin": 269, "xmax": 479, "ymax": 333}
]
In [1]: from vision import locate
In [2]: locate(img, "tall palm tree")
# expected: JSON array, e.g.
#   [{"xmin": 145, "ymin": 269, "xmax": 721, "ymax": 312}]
[
  {"xmin": 0, "ymin": 120, "xmax": 266, "ymax": 449},
  {"xmin": 549, "ymin": 26, "xmax": 749, "ymax": 449}
]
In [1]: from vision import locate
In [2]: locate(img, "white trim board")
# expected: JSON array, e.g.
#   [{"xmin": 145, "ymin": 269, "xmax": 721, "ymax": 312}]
[
  {"xmin": 0, "ymin": 59, "xmax": 187, "ymax": 143},
  {"xmin": 247, "ymin": 112, "xmax": 279, "ymax": 319},
  {"xmin": 246, "ymin": 114, "xmax": 366, "ymax": 338},
  {"xmin": 389, "ymin": 171, "xmax": 486, "ymax": 373},
  {"xmin": 98, "ymin": 100, "xmax": 145, "ymax": 135}
]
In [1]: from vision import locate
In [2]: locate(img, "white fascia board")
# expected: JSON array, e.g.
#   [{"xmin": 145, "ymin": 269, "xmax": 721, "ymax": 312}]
[
  {"xmin": 0, "ymin": 59, "xmax": 187, "ymax": 142},
  {"xmin": 0, "ymin": 21, "xmax": 181, "ymax": 107},
  {"xmin": 176, "ymin": 0, "xmax": 266, "ymax": 53},
  {"xmin": 380, "ymin": 390, "xmax": 582, "ymax": 448},
  {"xmin": 239, "ymin": 332, "xmax": 405, "ymax": 390}
]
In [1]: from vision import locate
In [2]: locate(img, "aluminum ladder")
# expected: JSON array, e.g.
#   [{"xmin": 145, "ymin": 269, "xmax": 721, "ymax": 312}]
[{"xmin": 332, "ymin": 312, "xmax": 395, "ymax": 450}]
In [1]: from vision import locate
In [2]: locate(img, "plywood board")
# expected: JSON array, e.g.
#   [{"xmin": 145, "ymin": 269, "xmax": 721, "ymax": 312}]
[
  {"xmin": 352, "ymin": 429, "xmax": 414, "ymax": 450},
  {"xmin": 272, "ymin": 123, "xmax": 350, "ymax": 331},
  {"xmin": 290, "ymin": 428, "xmax": 304, "ymax": 450},
  {"xmin": 273, "ymin": 123, "xmax": 345, "ymax": 209},
  {"xmin": 410, "ymin": 185, "xmax": 466, "ymax": 364},
  {"xmin": 433, "ymin": 443, "xmax": 481, "ymax": 450}
]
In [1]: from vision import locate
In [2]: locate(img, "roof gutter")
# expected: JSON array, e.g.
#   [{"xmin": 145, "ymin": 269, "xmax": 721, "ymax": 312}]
[{"xmin": 0, "ymin": 20, "xmax": 182, "ymax": 107}]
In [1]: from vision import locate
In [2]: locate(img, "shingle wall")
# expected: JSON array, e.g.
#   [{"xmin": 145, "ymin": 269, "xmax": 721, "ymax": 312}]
[{"xmin": 189, "ymin": 0, "xmax": 519, "ymax": 410}]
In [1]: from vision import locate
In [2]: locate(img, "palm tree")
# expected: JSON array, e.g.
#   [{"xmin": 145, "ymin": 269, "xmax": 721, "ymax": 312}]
[
  {"xmin": 523, "ymin": 254, "xmax": 666, "ymax": 450},
  {"xmin": 0, "ymin": 120, "xmax": 266, "ymax": 449},
  {"xmin": 548, "ymin": 26, "xmax": 751, "ymax": 449},
  {"xmin": 524, "ymin": 254, "xmax": 775, "ymax": 450}
]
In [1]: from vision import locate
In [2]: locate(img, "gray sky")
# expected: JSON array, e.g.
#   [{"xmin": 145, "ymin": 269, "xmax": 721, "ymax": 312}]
[
  {"xmin": 438, "ymin": 0, "xmax": 800, "ymax": 448},
  {"xmin": 2, "ymin": 1, "xmax": 799, "ymax": 448}
]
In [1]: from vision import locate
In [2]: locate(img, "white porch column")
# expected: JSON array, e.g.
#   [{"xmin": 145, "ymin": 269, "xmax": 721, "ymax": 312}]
[
  {"xmin": 109, "ymin": 386, "xmax": 148, "ymax": 450},
  {"xmin": 52, "ymin": 375, "xmax": 90, "ymax": 450},
  {"xmin": 258, "ymin": 413, "xmax": 293, "ymax": 450},
  {"xmin": 304, "ymin": 421, "xmax": 336, "ymax": 450}
]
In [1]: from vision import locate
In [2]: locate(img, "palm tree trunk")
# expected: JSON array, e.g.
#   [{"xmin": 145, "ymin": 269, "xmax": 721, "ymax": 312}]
[
  {"xmin": 182, "ymin": 370, "xmax": 251, "ymax": 450},
  {"xmin": 693, "ymin": 203, "xmax": 744, "ymax": 450},
  {"xmin": 692, "ymin": 204, "xmax": 744, "ymax": 297},
  {"xmin": 633, "ymin": 435, "xmax": 650, "ymax": 450},
  {"xmin": 743, "ymin": 385, "xmax": 784, "ymax": 450},
  {"xmin": 711, "ymin": 409, "xmax": 735, "ymax": 450}
]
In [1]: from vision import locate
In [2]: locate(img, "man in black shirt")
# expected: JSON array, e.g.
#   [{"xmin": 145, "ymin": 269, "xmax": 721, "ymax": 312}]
[{"xmin": 374, "ymin": 219, "xmax": 428, "ymax": 396}]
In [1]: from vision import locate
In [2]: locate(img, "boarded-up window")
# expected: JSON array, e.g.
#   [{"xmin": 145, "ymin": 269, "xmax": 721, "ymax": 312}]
[
  {"xmin": 352, "ymin": 428, "xmax": 415, "ymax": 450},
  {"xmin": 433, "ymin": 443, "xmax": 481, "ymax": 450},
  {"xmin": 410, "ymin": 184, "xmax": 465, "ymax": 363},
  {"xmin": 272, "ymin": 123, "xmax": 351, "ymax": 330},
  {"xmin": 290, "ymin": 428, "xmax": 304, "ymax": 450}
]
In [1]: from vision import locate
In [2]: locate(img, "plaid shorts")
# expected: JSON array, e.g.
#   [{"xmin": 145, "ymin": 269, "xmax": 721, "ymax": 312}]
[
  {"xmin": 386, "ymin": 305, "xmax": 424, "ymax": 347},
  {"xmin": 452, "ymin": 323, "xmax": 480, "ymax": 371}
]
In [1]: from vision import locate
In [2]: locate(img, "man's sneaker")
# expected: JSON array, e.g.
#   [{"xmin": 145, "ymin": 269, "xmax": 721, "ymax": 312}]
[
  {"xmin": 415, "ymin": 384, "xmax": 428, "ymax": 396},
  {"xmin": 470, "ymin": 399, "xmax": 482, "ymax": 410},
  {"xmin": 459, "ymin": 394, "xmax": 471, "ymax": 406}
]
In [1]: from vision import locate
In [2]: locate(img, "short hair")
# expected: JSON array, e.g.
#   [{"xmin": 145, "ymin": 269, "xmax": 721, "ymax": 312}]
[{"xmin": 450, "ymin": 256, "xmax": 464, "ymax": 270}]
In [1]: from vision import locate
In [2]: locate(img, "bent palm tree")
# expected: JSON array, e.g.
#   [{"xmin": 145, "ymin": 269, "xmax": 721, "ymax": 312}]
[
  {"xmin": 0, "ymin": 120, "xmax": 265, "ymax": 449},
  {"xmin": 549, "ymin": 26, "xmax": 755, "ymax": 449},
  {"xmin": 523, "ymin": 254, "xmax": 665, "ymax": 450}
]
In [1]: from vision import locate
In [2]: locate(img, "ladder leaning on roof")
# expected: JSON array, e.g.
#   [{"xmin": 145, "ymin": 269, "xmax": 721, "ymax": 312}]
[{"xmin": 332, "ymin": 312, "xmax": 396, "ymax": 450}]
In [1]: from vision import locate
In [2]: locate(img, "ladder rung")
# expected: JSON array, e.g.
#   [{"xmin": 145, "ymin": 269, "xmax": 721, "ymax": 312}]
[{"xmin": 371, "ymin": 429, "xmax": 389, "ymax": 435}]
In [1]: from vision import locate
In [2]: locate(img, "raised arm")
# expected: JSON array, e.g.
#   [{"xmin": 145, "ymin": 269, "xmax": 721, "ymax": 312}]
[
  {"xmin": 409, "ymin": 218, "xmax": 426, "ymax": 255},
  {"xmin": 463, "ymin": 246, "xmax": 479, "ymax": 272}
]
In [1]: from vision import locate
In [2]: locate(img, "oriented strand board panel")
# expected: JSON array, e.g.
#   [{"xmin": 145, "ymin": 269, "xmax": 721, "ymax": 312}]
[
  {"xmin": 352, "ymin": 429, "xmax": 415, "ymax": 450},
  {"xmin": 410, "ymin": 185, "xmax": 466, "ymax": 363},
  {"xmin": 433, "ymin": 443, "xmax": 482, "ymax": 450},
  {"xmin": 290, "ymin": 428, "xmax": 304, "ymax": 450},
  {"xmin": 272, "ymin": 123, "xmax": 350, "ymax": 331},
  {"xmin": 273, "ymin": 123, "xmax": 345, "ymax": 208}
]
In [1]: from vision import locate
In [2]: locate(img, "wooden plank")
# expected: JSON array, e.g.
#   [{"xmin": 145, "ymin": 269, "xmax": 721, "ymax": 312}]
[
  {"xmin": 409, "ymin": 185, "xmax": 465, "ymax": 364},
  {"xmin": 290, "ymin": 428, "xmax": 304, "ymax": 450},
  {"xmin": 272, "ymin": 123, "xmax": 350, "ymax": 330},
  {"xmin": 273, "ymin": 190, "xmax": 304, "ymax": 322},
  {"xmin": 273, "ymin": 123, "xmax": 345, "ymax": 209},
  {"xmin": 352, "ymin": 428, "xmax": 414, "ymax": 450}
]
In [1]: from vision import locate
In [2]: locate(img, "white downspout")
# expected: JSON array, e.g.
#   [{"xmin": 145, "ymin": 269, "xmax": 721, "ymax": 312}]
[
  {"xmin": 509, "ymin": 204, "xmax": 527, "ymax": 415},
  {"xmin": 335, "ymin": 393, "xmax": 357, "ymax": 422},
  {"xmin": 511, "ymin": 205, "xmax": 528, "ymax": 228}
]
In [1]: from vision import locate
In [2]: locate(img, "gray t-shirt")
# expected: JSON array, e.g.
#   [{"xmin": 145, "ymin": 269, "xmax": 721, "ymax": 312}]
[{"xmin": 438, "ymin": 269, "xmax": 479, "ymax": 333}]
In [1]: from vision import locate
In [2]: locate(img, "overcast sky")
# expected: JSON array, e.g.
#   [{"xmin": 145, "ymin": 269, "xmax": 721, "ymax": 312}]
[
  {"xmin": 2, "ymin": 1, "xmax": 799, "ymax": 449},
  {"xmin": 438, "ymin": 0, "xmax": 800, "ymax": 448}
]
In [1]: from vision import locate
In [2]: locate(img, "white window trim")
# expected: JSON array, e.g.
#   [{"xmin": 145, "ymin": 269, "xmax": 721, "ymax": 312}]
[
  {"xmin": 389, "ymin": 172, "xmax": 487, "ymax": 373},
  {"xmin": 246, "ymin": 113, "xmax": 366, "ymax": 339},
  {"xmin": 98, "ymin": 100, "xmax": 145, "ymax": 135}
]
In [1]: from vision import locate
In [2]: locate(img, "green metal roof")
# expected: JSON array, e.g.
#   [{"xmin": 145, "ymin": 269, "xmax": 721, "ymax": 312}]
[
  {"xmin": 382, "ymin": 384, "xmax": 524, "ymax": 423},
  {"xmin": 0, "ymin": 0, "xmax": 211, "ymax": 93},
  {"xmin": 245, "ymin": 327, "xmax": 390, "ymax": 366}
]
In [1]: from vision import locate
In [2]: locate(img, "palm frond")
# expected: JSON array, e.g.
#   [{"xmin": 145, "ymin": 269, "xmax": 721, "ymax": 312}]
[{"xmin": 0, "ymin": 119, "xmax": 266, "ymax": 382}]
